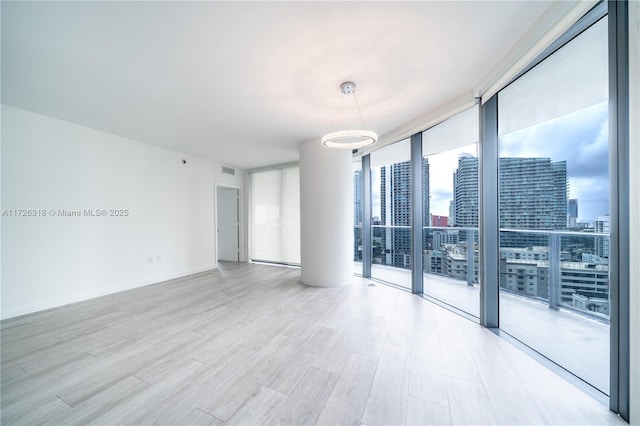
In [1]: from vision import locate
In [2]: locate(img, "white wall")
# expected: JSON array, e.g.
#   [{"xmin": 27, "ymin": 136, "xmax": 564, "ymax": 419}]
[
  {"xmin": 1, "ymin": 105, "xmax": 243, "ymax": 319},
  {"xmin": 629, "ymin": 1, "xmax": 639, "ymax": 423}
]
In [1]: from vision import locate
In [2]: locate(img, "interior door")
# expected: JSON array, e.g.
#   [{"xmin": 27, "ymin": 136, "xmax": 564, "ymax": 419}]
[{"xmin": 217, "ymin": 187, "xmax": 239, "ymax": 262}]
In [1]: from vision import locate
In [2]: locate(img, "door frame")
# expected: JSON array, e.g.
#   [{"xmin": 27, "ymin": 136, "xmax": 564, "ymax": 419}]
[{"xmin": 215, "ymin": 183, "xmax": 242, "ymax": 263}]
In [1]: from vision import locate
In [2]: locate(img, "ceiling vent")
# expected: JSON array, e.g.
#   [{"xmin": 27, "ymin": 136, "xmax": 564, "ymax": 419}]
[{"xmin": 222, "ymin": 166, "xmax": 235, "ymax": 175}]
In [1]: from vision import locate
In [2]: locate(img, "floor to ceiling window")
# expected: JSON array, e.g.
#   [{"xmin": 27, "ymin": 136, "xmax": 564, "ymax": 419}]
[
  {"xmin": 353, "ymin": 160, "xmax": 363, "ymax": 276},
  {"xmin": 350, "ymin": 2, "xmax": 628, "ymax": 416},
  {"xmin": 249, "ymin": 165, "xmax": 301, "ymax": 265},
  {"xmin": 370, "ymin": 139, "xmax": 412, "ymax": 289},
  {"xmin": 497, "ymin": 15, "xmax": 609, "ymax": 394},
  {"xmin": 422, "ymin": 107, "xmax": 480, "ymax": 317}
]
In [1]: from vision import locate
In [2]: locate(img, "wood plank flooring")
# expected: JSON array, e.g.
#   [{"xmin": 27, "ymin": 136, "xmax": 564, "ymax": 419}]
[{"xmin": 1, "ymin": 262, "xmax": 626, "ymax": 425}]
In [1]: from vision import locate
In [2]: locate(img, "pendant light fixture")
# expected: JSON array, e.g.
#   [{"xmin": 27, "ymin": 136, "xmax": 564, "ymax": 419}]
[{"xmin": 322, "ymin": 81, "xmax": 377, "ymax": 149}]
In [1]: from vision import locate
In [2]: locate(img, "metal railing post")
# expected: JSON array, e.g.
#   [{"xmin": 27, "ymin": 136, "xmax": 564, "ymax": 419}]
[
  {"xmin": 362, "ymin": 155, "xmax": 372, "ymax": 278},
  {"xmin": 467, "ymin": 229, "xmax": 475, "ymax": 286},
  {"xmin": 548, "ymin": 233, "xmax": 561, "ymax": 309}
]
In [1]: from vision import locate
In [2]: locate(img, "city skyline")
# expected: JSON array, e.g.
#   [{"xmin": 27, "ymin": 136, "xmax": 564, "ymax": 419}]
[
  {"xmin": 423, "ymin": 101, "xmax": 608, "ymax": 224},
  {"xmin": 499, "ymin": 100, "xmax": 608, "ymax": 223},
  {"xmin": 425, "ymin": 143, "xmax": 477, "ymax": 220},
  {"xmin": 366, "ymin": 100, "xmax": 608, "ymax": 226}
]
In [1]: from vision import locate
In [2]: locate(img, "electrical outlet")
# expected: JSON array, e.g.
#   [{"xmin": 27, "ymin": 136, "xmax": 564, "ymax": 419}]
[{"xmin": 148, "ymin": 257, "xmax": 153, "ymax": 264}]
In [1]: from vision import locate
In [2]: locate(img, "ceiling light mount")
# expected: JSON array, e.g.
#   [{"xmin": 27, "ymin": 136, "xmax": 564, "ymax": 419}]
[
  {"xmin": 322, "ymin": 81, "xmax": 377, "ymax": 149},
  {"xmin": 340, "ymin": 81, "xmax": 356, "ymax": 94}
]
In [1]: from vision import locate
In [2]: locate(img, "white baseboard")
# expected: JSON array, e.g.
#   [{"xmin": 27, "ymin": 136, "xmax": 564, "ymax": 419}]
[{"xmin": 0, "ymin": 264, "xmax": 218, "ymax": 321}]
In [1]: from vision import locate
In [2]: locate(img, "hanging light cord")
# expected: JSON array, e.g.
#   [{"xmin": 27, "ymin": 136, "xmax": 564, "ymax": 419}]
[
  {"xmin": 321, "ymin": 81, "xmax": 377, "ymax": 149},
  {"xmin": 329, "ymin": 92, "xmax": 345, "ymax": 133},
  {"xmin": 353, "ymin": 92, "xmax": 367, "ymax": 129}
]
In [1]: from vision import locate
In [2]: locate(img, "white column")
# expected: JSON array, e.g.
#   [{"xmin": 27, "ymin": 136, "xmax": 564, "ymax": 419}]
[{"xmin": 299, "ymin": 140, "xmax": 352, "ymax": 287}]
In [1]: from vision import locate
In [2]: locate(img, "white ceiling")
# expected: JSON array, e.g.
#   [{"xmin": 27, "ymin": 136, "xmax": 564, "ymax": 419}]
[{"xmin": 2, "ymin": 1, "xmax": 554, "ymax": 170}]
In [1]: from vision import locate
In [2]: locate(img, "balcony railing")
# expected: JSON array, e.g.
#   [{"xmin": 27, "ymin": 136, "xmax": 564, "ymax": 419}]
[
  {"xmin": 371, "ymin": 224, "xmax": 412, "ymax": 269},
  {"xmin": 355, "ymin": 225, "xmax": 610, "ymax": 322},
  {"xmin": 499, "ymin": 228, "xmax": 610, "ymax": 322},
  {"xmin": 424, "ymin": 226, "xmax": 478, "ymax": 287}
]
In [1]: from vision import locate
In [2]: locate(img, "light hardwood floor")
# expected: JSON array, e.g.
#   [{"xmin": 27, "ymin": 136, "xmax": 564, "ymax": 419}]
[{"xmin": 0, "ymin": 262, "xmax": 626, "ymax": 425}]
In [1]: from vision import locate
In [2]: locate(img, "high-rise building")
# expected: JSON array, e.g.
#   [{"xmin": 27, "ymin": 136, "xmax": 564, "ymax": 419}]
[
  {"xmin": 568, "ymin": 198, "xmax": 578, "ymax": 227},
  {"xmin": 551, "ymin": 161, "xmax": 569, "ymax": 227},
  {"xmin": 453, "ymin": 154, "xmax": 479, "ymax": 227},
  {"xmin": 378, "ymin": 158, "xmax": 429, "ymax": 268},
  {"xmin": 448, "ymin": 200, "xmax": 455, "ymax": 224},
  {"xmin": 499, "ymin": 158, "xmax": 567, "ymax": 229},
  {"xmin": 451, "ymin": 156, "xmax": 567, "ymax": 247},
  {"xmin": 353, "ymin": 169, "xmax": 363, "ymax": 261},
  {"xmin": 353, "ymin": 170, "xmax": 362, "ymax": 226},
  {"xmin": 594, "ymin": 215, "xmax": 610, "ymax": 258}
]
